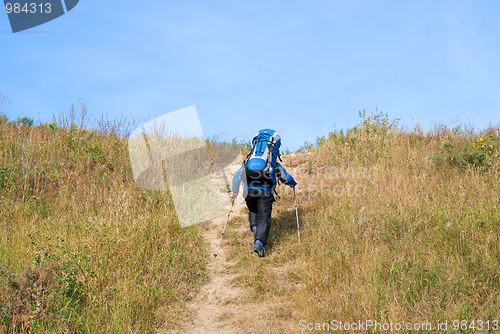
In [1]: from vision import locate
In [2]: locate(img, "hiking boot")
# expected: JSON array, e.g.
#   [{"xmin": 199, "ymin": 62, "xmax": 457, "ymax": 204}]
[
  {"xmin": 251, "ymin": 226, "xmax": 257, "ymax": 233},
  {"xmin": 254, "ymin": 240, "xmax": 265, "ymax": 257}
]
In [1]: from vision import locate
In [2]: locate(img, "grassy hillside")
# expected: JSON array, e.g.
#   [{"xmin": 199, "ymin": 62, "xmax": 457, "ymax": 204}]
[
  {"xmin": 2, "ymin": 108, "xmax": 500, "ymax": 333},
  {"xmin": 0, "ymin": 112, "xmax": 208, "ymax": 333},
  {"xmin": 222, "ymin": 112, "xmax": 500, "ymax": 332}
]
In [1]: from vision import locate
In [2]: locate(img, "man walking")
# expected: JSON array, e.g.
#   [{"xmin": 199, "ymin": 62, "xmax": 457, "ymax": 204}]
[{"xmin": 232, "ymin": 129, "xmax": 297, "ymax": 257}]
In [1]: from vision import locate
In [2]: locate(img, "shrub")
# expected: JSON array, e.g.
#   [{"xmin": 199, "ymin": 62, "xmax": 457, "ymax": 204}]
[
  {"xmin": 0, "ymin": 261, "xmax": 81, "ymax": 333},
  {"xmin": 433, "ymin": 135, "xmax": 499, "ymax": 171},
  {"xmin": 14, "ymin": 117, "xmax": 34, "ymax": 127}
]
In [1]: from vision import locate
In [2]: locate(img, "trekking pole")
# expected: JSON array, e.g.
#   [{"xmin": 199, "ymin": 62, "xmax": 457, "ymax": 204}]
[
  {"xmin": 293, "ymin": 187, "xmax": 300, "ymax": 246},
  {"xmin": 214, "ymin": 197, "xmax": 235, "ymax": 257}
]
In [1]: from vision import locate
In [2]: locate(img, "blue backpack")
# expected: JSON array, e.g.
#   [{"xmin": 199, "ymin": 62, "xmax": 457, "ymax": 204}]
[{"xmin": 243, "ymin": 129, "xmax": 282, "ymax": 187}]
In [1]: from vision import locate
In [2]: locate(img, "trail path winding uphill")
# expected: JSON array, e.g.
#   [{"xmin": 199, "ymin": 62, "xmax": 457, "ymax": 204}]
[{"xmin": 161, "ymin": 153, "xmax": 311, "ymax": 334}]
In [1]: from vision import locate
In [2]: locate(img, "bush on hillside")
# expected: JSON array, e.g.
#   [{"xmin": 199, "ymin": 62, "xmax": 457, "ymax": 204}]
[{"xmin": 433, "ymin": 135, "xmax": 499, "ymax": 171}]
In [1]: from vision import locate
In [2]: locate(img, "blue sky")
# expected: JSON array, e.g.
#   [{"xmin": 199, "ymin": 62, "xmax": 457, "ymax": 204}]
[{"xmin": 1, "ymin": 0, "xmax": 499, "ymax": 151}]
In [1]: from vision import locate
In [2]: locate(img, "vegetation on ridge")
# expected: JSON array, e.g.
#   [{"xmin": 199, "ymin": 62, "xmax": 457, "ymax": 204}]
[
  {"xmin": 1, "ymin": 102, "xmax": 500, "ymax": 332},
  {"xmin": 222, "ymin": 111, "xmax": 500, "ymax": 332}
]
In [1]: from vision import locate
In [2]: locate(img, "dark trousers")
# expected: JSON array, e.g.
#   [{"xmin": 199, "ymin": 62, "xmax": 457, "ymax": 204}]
[{"xmin": 244, "ymin": 188, "xmax": 274, "ymax": 246}]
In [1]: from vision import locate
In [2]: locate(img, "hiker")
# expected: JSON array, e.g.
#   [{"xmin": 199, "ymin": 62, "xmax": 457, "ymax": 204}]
[{"xmin": 232, "ymin": 129, "xmax": 297, "ymax": 257}]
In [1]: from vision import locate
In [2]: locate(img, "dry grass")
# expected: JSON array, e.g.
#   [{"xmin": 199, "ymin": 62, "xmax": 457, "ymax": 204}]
[
  {"xmin": 0, "ymin": 111, "xmax": 208, "ymax": 333},
  {"xmin": 224, "ymin": 112, "xmax": 500, "ymax": 333},
  {"xmin": 2, "ymin": 107, "xmax": 500, "ymax": 333}
]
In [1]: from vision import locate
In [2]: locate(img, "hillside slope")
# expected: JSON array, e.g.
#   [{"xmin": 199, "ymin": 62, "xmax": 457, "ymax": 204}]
[
  {"xmin": 0, "ymin": 117, "xmax": 207, "ymax": 333},
  {"xmin": 2, "ymin": 112, "xmax": 500, "ymax": 333},
  {"xmin": 169, "ymin": 114, "xmax": 500, "ymax": 333}
]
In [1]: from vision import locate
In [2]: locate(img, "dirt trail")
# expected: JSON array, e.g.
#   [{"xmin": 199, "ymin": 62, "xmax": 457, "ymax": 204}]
[
  {"xmin": 164, "ymin": 153, "xmax": 309, "ymax": 334},
  {"xmin": 181, "ymin": 203, "xmax": 265, "ymax": 334}
]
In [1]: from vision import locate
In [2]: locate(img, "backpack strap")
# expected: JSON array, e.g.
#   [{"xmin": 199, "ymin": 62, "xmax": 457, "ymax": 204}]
[{"xmin": 263, "ymin": 136, "xmax": 274, "ymax": 172}]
